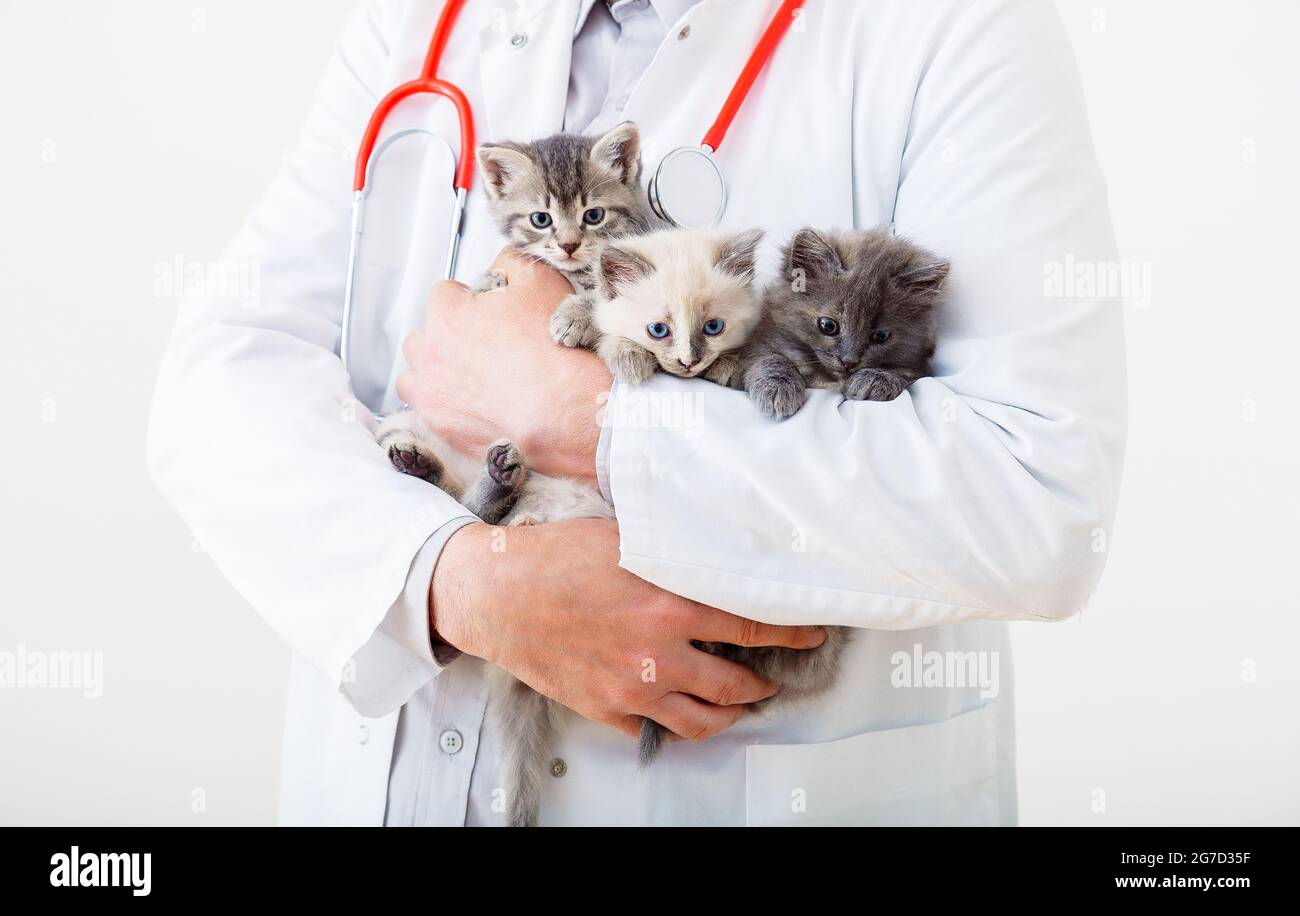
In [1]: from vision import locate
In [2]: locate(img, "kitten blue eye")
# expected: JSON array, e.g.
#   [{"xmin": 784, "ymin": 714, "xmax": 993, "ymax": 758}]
[
  {"xmin": 582, "ymin": 207, "xmax": 605, "ymax": 226},
  {"xmin": 646, "ymin": 322, "xmax": 671, "ymax": 340},
  {"xmin": 817, "ymin": 317, "xmax": 840, "ymax": 336},
  {"xmin": 529, "ymin": 211, "xmax": 552, "ymax": 229},
  {"xmin": 869, "ymin": 328, "xmax": 891, "ymax": 344},
  {"xmin": 702, "ymin": 318, "xmax": 725, "ymax": 336}
]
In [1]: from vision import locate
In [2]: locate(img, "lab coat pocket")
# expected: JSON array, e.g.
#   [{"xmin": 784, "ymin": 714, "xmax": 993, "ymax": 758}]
[{"xmin": 744, "ymin": 703, "xmax": 1000, "ymax": 826}]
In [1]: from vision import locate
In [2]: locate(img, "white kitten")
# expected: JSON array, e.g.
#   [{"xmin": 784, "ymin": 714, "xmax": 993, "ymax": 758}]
[{"xmin": 585, "ymin": 227, "xmax": 765, "ymax": 387}]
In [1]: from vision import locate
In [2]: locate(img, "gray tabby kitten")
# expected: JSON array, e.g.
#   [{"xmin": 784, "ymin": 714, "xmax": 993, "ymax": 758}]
[
  {"xmin": 374, "ymin": 121, "xmax": 733, "ymax": 831},
  {"xmin": 375, "ymin": 123, "xmax": 648, "ymax": 827},
  {"xmin": 474, "ymin": 121, "xmax": 650, "ymax": 332},
  {"xmin": 741, "ymin": 227, "xmax": 948, "ymax": 420}
]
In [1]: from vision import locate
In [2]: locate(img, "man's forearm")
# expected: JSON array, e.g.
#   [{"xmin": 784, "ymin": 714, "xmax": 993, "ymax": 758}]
[{"xmin": 428, "ymin": 521, "xmax": 494, "ymax": 660}]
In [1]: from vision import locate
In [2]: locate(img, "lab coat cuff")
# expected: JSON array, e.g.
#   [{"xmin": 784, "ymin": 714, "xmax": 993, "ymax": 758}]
[{"xmin": 340, "ymin": 514, "xmax": 476, "ymax": 717}]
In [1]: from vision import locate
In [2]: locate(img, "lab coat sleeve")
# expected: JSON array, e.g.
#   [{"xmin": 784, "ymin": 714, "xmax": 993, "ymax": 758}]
[
  {"xmin": 146, "ymin": 0, "xmax": 476, "ymax": 715},
  {"xmin": 605, "ymin": 0, "xmax": 1126, "ymax": 628}
]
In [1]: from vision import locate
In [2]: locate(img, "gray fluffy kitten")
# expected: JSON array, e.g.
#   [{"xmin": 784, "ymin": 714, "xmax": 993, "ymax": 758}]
[{"xmin": 741, "ymin": 227, "xmax": 948, "ymax": 420}]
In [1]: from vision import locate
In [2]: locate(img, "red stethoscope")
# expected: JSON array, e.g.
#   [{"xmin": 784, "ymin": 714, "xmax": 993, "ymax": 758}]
[{"xmin": 341, "ymin": 0, "xmax": 807, "ymax": 379}]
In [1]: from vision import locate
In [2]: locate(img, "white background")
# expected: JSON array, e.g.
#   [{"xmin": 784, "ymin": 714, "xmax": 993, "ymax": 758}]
[{"xmin": 1, "ymin": 0, "xmax": 1296, "ymax": 825}]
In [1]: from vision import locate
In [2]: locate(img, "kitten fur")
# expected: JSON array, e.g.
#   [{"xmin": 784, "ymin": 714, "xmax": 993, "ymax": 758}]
[
  {"xmin": 476, "ymin": 121, "xmax": 650, "ymax": 349},
  {"xmin": 740, "ymin": 228, "xmax": 948, "ymax": 419},
  {"xmin": 372, "ymin": 412, "xmax": 612, "ymax": 827},
  {"xmin": 590, "ymin": 227, "xmax": 765, "ymax": 387}
]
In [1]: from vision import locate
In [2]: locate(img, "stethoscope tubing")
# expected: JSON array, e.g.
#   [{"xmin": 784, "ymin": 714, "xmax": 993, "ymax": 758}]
[{"xmin": 342, "ymin": 0, "xmax": 470, "ymax": 381}]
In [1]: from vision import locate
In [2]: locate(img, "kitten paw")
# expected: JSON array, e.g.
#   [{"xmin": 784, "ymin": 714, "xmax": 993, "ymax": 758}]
[
  {"xmin": 845, "ymin": 368, "xmax": 907, "ymax": 402},
  {"xmin": 701, "ymin": 353, "xmax": 740, "ymax": 387},
  {"xmin": 549, "ymin": 313, "xmax": 596, "ymax": 348},
  {"xmin": 549, "ymin": 295, "xmax": 597, "ymax": 348},
  {"xmin": 386, "ymin": 436, "xmax": 444, "ymax": 484},
  {"xmin": 748, "ymin": 375, "xmax": 805, "ymax": 420},
  {"xmin": 608, "ymin": 347, "xmax": 658, "ymax": 384},
  {"xmin": 471, "ymin": 270, "xmax": 509, "ymax": 293},
  {"xmin": 485, "ymin": 439, "xmax": 527, "ymax": 488}
]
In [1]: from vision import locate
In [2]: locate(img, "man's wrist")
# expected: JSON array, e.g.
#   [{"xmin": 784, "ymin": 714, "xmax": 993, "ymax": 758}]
[{"xmin": 429, "ymin": 521, "xmax": 492, "ymax": 660}]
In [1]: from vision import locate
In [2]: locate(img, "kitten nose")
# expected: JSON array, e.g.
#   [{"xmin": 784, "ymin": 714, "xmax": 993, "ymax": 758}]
[
  {"xmin": 559, "ymin": 242, "xmax": 580, "ymax": 256},
  {"xmin": 677, "ymin": 357, "xmax": 697, "ymax": 370}
]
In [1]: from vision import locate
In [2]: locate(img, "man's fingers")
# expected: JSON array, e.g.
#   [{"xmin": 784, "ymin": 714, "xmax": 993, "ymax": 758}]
[
  {"xmin": 676, "ymin": 651, "xmax": 777, "ymax": 707},
  {"xmin": 488, "ymin": 245, "xmax": 577, "ymax": 301},
  {"xmin": 693, "ymin": 608, "xmax": 827, "ymax": 650},
  {"xmin": 399, "ymin": 330, "xmax": 432, "ymax": 393},
  {"xmin": 489, "ymin": 245, "xmax": 542, "ymax": 283},
  {"xmin": 645, "ymin": 693, "xmax": 745, "ymax": 743},
  {"xmin": 608, "ymin": 713, "xmax": 644, "ymax": 740},
  {"xmin": 395, "ymin": 368, "xmax": 414, "ymax": 406},
  {"xmin": 401, "ymin": 329, "xmax": 423, "ymax": 365},
  {"xmin": 424, "ymin": 278, "xmax": 471, "ymax": 323}
]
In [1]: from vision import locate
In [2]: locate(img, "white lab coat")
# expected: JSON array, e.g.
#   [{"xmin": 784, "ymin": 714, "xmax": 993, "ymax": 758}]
[{"xmin": 147, "ymin": 0, "xmax": 1124, "ymax": 826}]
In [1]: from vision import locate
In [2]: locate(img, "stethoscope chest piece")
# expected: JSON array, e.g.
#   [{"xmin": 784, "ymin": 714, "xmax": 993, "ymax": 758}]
[{"xmin": 647, "ymin": 145, "xmax": 727, "ymax": 228}]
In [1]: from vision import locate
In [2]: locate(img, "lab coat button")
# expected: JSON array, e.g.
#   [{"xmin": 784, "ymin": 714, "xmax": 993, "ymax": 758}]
[
  {"xmin": 549, "ymin": 758, "xmax": 567, "ymax": 778},
  {"xmin": 510, "ymin": 32, "xmax": 527, "ymax": 49},
  {"xmin": 677, "ymin": 25, "xmax": 691, "ymax": 41},
  {"xmin": 356, "ymin": 724, "xmax": 370, "ymax": 746},
  {"xmin": 440, "ymin": 729, "xmax": 464, "ymax": 754}
]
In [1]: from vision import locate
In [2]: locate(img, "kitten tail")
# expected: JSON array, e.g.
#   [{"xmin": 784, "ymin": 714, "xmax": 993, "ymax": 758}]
[
  {"xmin": 491, "ymin": 673, "xmax": 561, "ymax": 827},
  {"xmin": 638, "ymin": 717, "xmax": 665, "ymax": 767}
]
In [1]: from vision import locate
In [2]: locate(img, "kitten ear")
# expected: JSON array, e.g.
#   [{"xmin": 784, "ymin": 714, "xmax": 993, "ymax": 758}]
[
  {"xmin": 590, "ymin": 121, "xmax": 642, "ymax": 186},
  {"xmin": 476, "ymin": 144, "xmax": 533, "ymax": 200},
  {"xmin": 716, "ymin": 228, "xmax": 764, "ymax": 283},
  {"xmin": 896, "ymin": 258, "xmax": 950, "ymax": 292},
  {"xmin": 785, "ymin": 228, "xmax": 843, "ymax": 279},
  {"xmin": 599, "ymin": 245, "xmax": 655, "ymax": 298}
]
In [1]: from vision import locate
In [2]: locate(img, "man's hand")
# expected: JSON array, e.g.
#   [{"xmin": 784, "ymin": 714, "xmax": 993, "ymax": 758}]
[
  {"xmin": 432, "ymin": 519, "xmax": 827, "ymax": 741},
  {"xmin": 397, "ymin": 248, "xmax": 613, "ymax": 483}
]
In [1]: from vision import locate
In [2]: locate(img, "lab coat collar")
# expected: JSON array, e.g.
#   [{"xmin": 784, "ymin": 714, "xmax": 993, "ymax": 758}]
[
  {"xmin": 476, "ymin": 0, "xmax": 582, "ymax": 142},
  {"xmin": 573, "ymin": 0, "xmax": 701, "ymax": 36},
  {"xmin": 475, "ymin": 0, "xmax": 700, "ymax": 143}
]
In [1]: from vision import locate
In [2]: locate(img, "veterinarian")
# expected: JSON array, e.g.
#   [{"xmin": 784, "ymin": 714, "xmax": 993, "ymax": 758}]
[{"xmin": 148, "ymin": 0, "xmax": 1124, "ymax": 825}]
